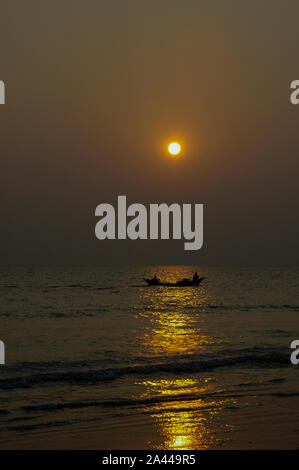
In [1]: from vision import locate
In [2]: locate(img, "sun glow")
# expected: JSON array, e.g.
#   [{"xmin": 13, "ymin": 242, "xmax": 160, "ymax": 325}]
[{"xmin": 168, "ymin": 142, "xmax": 181, "ymax": 156}]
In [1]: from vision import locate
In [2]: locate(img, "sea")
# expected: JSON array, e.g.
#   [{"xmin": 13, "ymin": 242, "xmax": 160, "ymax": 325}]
[{"xmin": 0, "ymin": 266, "xmax": 299, "ymax": 449}]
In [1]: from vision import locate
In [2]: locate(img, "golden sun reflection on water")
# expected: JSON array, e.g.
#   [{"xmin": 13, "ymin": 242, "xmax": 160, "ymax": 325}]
[
  {"xmin": 138, "ymin": 378, "xmax": 227, "ymax": 450},
  {"xmin": 139, "ymin": 276, "xmax": 212, "ymax": 355},
  {"xmin": 136, "ymin": 271, "xmax": 229, "ymax": 449}
]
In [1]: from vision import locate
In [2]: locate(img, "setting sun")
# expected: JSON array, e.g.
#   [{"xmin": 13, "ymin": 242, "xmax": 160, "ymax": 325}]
[{"xmin": 168, "ymin": 142, "xmax": 181, "ymax": 156}]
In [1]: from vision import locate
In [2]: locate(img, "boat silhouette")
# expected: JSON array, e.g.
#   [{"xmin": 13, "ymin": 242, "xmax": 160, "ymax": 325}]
[{"xmin": 144, "ymin": 276, "xmax": 205, "ymax": 287}]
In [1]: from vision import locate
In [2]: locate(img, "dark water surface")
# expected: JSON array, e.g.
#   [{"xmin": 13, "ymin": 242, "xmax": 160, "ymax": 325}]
[{"xmin": 0, "ymin": 266, "xmax": 299, "ymax": 449}]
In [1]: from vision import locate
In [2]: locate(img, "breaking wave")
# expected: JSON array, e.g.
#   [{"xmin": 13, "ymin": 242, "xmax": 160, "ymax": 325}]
[{"xmin": 0, "ymin": 348, "xmax": 289, "ymax": 390}]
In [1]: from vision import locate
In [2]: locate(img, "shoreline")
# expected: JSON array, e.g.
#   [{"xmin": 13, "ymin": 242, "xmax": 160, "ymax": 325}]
[{"xmin": 1, "ymin": 395, "xmax": 299, "ymax": 450}]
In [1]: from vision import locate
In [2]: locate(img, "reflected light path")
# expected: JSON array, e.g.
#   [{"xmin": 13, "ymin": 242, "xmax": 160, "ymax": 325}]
[
  {"xmin": 136, "ymin": 267, "xmax": 230, "ymax": 449},
  {"xmin": 138, "ymin": 378, "xmax": 228, "ymax": 449}
]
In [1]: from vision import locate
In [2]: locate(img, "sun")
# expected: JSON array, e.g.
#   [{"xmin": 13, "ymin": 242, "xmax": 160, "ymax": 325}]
[{"xmin": 168, "ymin": 141, "xmax": 181, "ymax": 156}]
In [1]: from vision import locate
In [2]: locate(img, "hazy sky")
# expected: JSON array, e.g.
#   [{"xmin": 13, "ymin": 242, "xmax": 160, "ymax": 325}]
[{"xmin": 1, "ymin": 0, "xmax": 299, "ymax": 265}]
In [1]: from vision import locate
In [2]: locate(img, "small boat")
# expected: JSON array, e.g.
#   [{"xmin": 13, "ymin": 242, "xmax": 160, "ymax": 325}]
[{"xmin": 144, "ymin": 276, "xmax": 206, "ymax": 287}]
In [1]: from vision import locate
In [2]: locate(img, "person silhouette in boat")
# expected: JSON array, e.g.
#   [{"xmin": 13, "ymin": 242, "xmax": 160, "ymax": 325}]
[
  {"xmin": 152, "ymin": 275, "xmax": 160, "ymax": 285},
  {"xmin": 193, "ymin": 272, "xmax": 199, "ymax": 283}
]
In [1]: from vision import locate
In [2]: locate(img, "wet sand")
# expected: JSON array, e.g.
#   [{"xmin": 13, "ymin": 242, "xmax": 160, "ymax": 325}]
[{"xmin": 1, "ymin": 394, "xmax": 299, "ymax": 450}]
